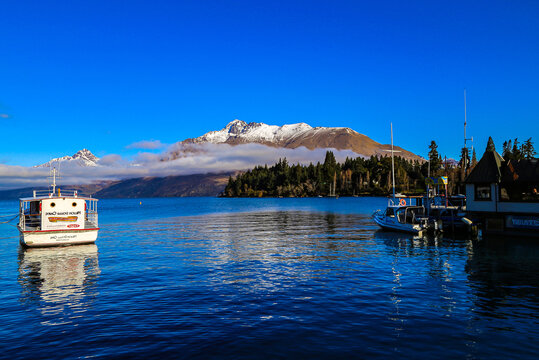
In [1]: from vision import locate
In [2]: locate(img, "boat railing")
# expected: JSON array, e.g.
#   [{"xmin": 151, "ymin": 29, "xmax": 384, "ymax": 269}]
[
  {"xmin": 86, "ymin": 211, "xmax": 98, "ymax": 228},
  {"xmin": 388, "ymin": 196, "xmax": 423, "ymax": 207},
  {"xmin": 19, "ymin": 211, "xmax": 99, "ymax": 231},
  {"xmin": 19, "ymin": 214, "xmax": 41, "ymax": 231},
  {"xmin": 31, "ymin": 189, "xmax": 90, "ymax": 198},
  {"xmin": 428, "ymin": 196, "xmax": 465, "ymax": 210}
]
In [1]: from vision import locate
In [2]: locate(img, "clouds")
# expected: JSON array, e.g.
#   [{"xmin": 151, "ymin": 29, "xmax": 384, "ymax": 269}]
[
  {"xmin": 0, "ymin": 165, "xmax": 49, "ymax": 190},
  {"xmin": 0, "ymin": 143, "xmax": 362, "ymax": 190},
  {"xmin": 126, "ymin": 140, "xmax": 167, "ymax": 150}
]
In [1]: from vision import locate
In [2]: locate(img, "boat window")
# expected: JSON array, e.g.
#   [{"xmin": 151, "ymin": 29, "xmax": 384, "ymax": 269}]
[
  {"xmin": 72, "ymin": 202, "xmax": 77, "ymax": 207},
  {"xmin": 29, "ymin": 201, "xmax": 39, "ymax": 214},
  {"xmin": 50, "ymin": 202, "xmax": 56, "ymax": 207},
  {"xmin": 396, "ymin": 208, "xmax": 405, "ymax": 223},
  {"xmin": 406, "ymin": 210, "xmax": 414, "ymax": 223}
]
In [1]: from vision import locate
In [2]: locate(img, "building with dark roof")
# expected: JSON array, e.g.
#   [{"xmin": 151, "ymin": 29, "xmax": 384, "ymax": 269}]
[{"xmin": 465, "ymin": 144, "xmax": 539, "ymax": 237}]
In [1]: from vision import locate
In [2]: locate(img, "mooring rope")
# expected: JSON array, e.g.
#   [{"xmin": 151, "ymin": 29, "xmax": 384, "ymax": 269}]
[
  {"xmin": 0, "ymin": 213, "xmax": 18, "ymax": 218},
  {"xmin": 0, "ymin": 214, "xmax": 19, "ymax": 224}
]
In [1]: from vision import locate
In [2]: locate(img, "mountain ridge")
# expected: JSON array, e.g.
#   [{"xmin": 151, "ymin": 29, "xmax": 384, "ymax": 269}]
[
  {"xmin": 174, "ymin": 120, "xmax": 422, "ymax": 161},
  {"xmin": 35, "ymin": 149, "xmax": 99, "ymax": 168}
]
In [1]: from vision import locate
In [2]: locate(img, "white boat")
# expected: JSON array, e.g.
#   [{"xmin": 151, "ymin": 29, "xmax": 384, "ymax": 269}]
[
  {"xmin": 17, "ymin": 167, "xmax": 99, "ymax": 247},
  {"xmin": 373, "ymin": 197, "xmax": 430, "ymax": 234},
  {"xmin": 372, "ymin": 123, "xmax": 430, "ymax": 234}
]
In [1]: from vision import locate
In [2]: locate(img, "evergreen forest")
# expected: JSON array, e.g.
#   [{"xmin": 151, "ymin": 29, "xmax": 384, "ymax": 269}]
[{"xmin": 222, "ymin": 137, "xmax": 535, "ymax": 198}]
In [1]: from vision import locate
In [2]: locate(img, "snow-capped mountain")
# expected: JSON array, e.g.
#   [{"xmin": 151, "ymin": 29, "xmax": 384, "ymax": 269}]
[
  {"xmin": 35, "ymin": 149, "xmax": 100, "ymax": 168},
  {"xmin": 189, "ymin": 120, "xmax": 316, "ymax": 144},
  {"xmin": 173, "ymin": 120, "xmax": 422, "ymax": 161}
]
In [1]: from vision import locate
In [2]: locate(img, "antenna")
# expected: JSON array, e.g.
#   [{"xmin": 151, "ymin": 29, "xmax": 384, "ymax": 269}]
[
  {"xmin": 464, "ymin": 88, "xmax": 467, "ymax": 148},
  {"xmin": 48, "ymin": 161, "xmax": 61, "ymax": 195},
  {"xmin": 463, "ymin": 89, "xmax": 473, "ymax": 169}
]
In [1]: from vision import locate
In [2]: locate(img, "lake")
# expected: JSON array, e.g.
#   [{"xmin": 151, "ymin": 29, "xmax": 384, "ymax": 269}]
[{"xmin": 1, "ymin": 197, "xmax": 538, "ymax": 359}]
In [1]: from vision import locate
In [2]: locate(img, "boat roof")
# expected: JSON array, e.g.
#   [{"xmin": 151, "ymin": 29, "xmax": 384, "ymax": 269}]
[
  {"xmin": 20, "ymin": 196, "xmax": 98, "ymax": 201},
  {"xmin": 19, "ymin": 189, "xmax": 98, "ymax": 201},
  {"xmin": 20, "ymin": 190, "xmax": 97, "ymax": 201},
  {"xmin": 391, "ymin": 194, "xmax": 424, "ymax": 198}
]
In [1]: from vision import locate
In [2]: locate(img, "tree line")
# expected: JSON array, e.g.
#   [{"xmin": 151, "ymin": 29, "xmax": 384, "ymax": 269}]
[
  {"xmin": 502, "ymin": 138, "xmax": 535, "ymax": 160},
  {"xmin": 222, "ymin": 137, "xmax": 535, "ymax": 198}
]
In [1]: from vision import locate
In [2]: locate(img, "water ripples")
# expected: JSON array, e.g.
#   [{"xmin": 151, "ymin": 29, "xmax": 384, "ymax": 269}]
[{"xmin": 0, "ymin": 199, "xmax": 538, "ymax": 359}]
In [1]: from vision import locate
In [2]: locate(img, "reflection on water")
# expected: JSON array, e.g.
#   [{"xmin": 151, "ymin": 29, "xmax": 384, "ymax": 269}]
[
  {"xmin": 147, "ymin": 211, "xmax": 379, "ymax": 295},
  {"xmin": 375, "ymin": 228, "xmax": 539, "ymax": 356},
  {"xmin": 466, "ymin": 237, "xmax": 539, "ymax": 318},
  {"xmin": 18, "ymin": 245, "xmax": 100, "ymax": 324}
]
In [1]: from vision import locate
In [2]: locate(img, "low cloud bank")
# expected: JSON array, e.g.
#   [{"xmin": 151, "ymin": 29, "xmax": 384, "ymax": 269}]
[{"xmin": 0, "ymin": 143, "xmax": 362, "ymax": 190}]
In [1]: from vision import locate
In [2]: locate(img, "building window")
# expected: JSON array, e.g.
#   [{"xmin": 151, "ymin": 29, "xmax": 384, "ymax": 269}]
[
  {"xmin": 500, "ymin": 183, "xmax": 539, "ymax": 203},
  {"xmin": 475, "ymin": 184, "xmax": 491, "ymax": 201}
]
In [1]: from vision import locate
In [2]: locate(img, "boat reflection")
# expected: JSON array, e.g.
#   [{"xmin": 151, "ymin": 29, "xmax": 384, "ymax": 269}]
[
  {"xmin": 18, "ymin": 245, "xmax": 100, "ymax": 321},
  {"xmin": 373, "ymin": 229, "xmax": 448, "ymax": 250}
]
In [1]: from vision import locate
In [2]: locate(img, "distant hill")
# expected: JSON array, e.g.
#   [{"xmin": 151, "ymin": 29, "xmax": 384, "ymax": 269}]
[
  {"xmin": 0, "ymin": 181, "xmax": 116, "ymax": 200},
  {"xmin": 0, "ymin": 173, "xmax": 234, "ymax": 200},
  {"xmin": 93, "ymin": 172, "xmax": 234, "ymax": 198},
  {"xmin": 168, "ymin": 120, "xmax": 422, "ymax": 162}
]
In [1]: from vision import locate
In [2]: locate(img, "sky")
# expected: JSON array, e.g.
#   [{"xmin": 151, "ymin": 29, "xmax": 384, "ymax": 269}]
[{"xmin": 1, "ymin": 0, "xmax": 538, "ymax": 171}]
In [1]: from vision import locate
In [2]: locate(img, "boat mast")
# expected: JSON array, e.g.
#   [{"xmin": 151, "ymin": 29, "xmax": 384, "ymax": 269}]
[
  {"xmin": 391, "ymin": 122, "xmax": 396, "ymax": 199},
  {"xmin": 464, "ymin": 88, "xmax": 467, "ymax": 152}
]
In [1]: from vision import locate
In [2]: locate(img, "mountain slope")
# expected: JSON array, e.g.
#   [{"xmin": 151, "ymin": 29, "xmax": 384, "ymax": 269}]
[{"xmin": 176, "ymin": 120, "xmax": 421, "ymax": 161}]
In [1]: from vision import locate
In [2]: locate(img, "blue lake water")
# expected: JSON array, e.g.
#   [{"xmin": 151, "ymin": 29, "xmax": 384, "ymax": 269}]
[{"xmin": 1, "ymin": 197, "xmax": 538, "ymax": 359}]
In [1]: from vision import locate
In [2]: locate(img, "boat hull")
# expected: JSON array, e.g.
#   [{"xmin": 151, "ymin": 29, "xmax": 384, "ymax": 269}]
[
  {"xmin": 373, "ymin": 215, "xmax": 423, "ymax": 234},
  {"xmin": 19, "ymin": 228, "xmax": 99, "ymax": 248}
]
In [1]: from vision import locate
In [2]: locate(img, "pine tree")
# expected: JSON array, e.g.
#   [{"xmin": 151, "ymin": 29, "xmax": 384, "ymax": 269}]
[
  {"xmin": 458, "ymin": 147, "xmax": 469, "ymax": 181},
  {"xmin": 323, "ymin": 151, "xmax": 337, "ymax": 193},
  {"xmin": 471, "ymin": 148, "xmax": 477, "ymax": 167},
  {"xmin": 428, "ymin": 141, "xmax": 441, "ymax": 175},
  {"xmin": 459, "ymin": 147, "xmax": 470, "ymax": 169},
  {"xmin": 512, "ymin": 138, "xmax": 522, "ymax": 159},
  {"xmin": 521, "ymin": 138, "xmax": 536, "ymax": 159},
  {"xmin": 502, "ymin": 141, "xmax": 509, "ymax": 159}
]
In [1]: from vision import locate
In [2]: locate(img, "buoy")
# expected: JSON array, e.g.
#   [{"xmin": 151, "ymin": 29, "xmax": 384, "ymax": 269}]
[{"xmin": 139, "ymin": 201, "xmax": 142, "ymax": 205}]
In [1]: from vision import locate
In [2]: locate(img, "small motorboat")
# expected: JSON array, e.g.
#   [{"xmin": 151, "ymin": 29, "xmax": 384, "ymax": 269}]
[{"xmin": 373, "ymin": 196, "xmax": 430, "ymax": 234}]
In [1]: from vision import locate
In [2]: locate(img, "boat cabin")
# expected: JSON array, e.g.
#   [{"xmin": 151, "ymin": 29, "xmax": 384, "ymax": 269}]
[{"xmin": 19, "ymin": 190, "xmax": 98, "ymax": 232}]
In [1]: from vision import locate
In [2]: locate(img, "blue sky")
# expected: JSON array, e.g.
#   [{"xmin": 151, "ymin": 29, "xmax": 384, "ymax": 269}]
[{"xmin": 1, "ymin": 0, "xmax": 538, "ymax": 167}]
